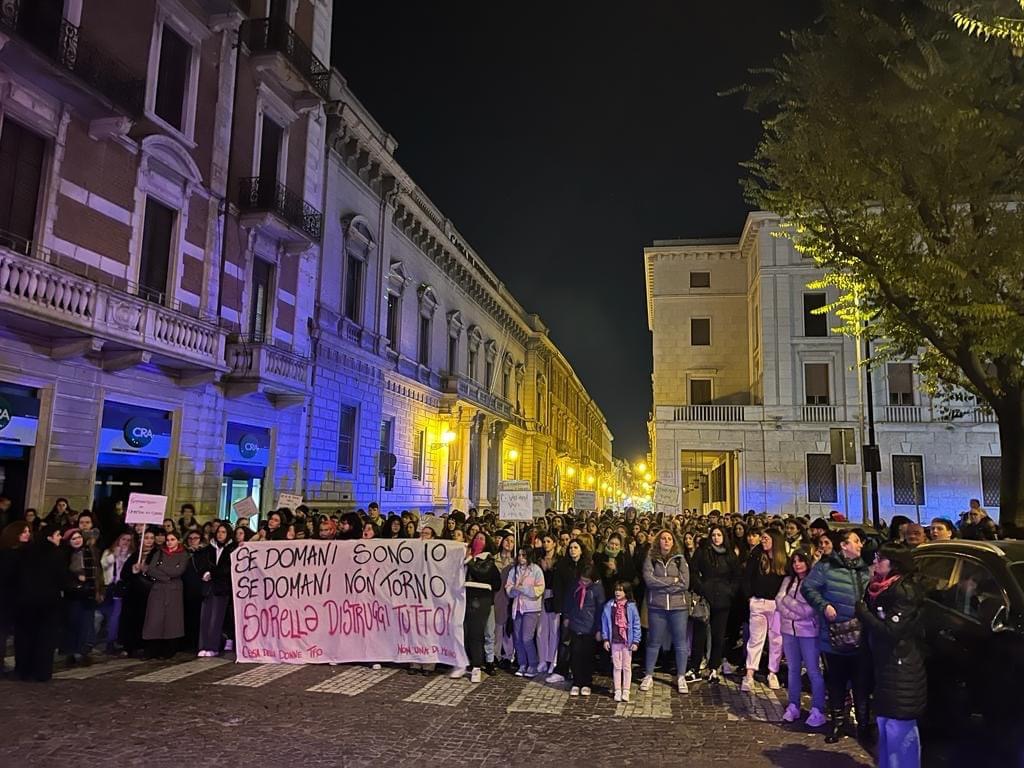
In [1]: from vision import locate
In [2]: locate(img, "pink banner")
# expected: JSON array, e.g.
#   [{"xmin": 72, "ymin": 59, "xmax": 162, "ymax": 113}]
[{"xmin": 231, "ymin": 540, "xmax": 468, "ymax": 667}]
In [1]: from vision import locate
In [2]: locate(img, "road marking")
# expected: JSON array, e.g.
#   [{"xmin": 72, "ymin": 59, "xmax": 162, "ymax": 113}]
[
  {"xmin": 506, "ymin": 680, "xmax": 568, "ymax": 715},
  {"xmin": 306, "ymin": 665, "xmax": 398, "ymax": 695},
  {"xmin": 213, "ymin": 664, "xmax": 304, "ymax": 688},
  {"xmin": 403, "ymin": 674, "xmax": 478, "ymax": 706},
  {"xmin": 128, "ymin": 658, "xmax": 230, "ymax": 683},
  {"xmin": 53, "ymin": 659, "xmax": 144, "ymax": 680}
]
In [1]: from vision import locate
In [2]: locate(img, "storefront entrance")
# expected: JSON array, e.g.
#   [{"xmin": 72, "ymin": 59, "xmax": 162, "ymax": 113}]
[
  {"xmin": 221, "ymin": 423, "xmax": 270, "ymax": 524},
  {"xmin": 0, "ymin": 383, "xmax": 41, "ymax": 515},
  {"xmin": 94, "ymin": 401, "xmax": 171, "ymax": 509}
]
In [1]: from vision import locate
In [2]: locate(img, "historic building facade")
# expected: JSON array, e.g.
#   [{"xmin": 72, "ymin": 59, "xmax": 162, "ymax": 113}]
[
  {"xmin": 0, "ymin": 0, "xmax": 610, "ymax": 519},
  {"xmin": 646, "ymin": 212, "xmax": 1001, "ymax": 521}
]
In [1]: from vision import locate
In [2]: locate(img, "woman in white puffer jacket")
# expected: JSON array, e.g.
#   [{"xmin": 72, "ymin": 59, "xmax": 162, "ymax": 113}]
[{"xmin": 776, "ymin": 549, "xmax": 826, "ymax": 728}]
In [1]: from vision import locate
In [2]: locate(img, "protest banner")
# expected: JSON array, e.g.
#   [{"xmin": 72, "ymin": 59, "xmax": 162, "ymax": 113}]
[
  {"xmin": 275, "ymin": 493, "xmax": 303, "ymax": 511},
  {"xmin": 125, "ymin": 493, "xmax": 167, "ymax": 526},
  {"xmin": 232, "ymin": 539, "xmax": 468, "ymax": 667},
  {"xmin": 573, "ymin": 489, "xmax": 597, "ymax": 511},
  {"xmin": 654, "ymin": 482, "xmax": 679, "ymax": 509},
  {"xmin": 498, "ymin": 480, "xmax": 532, "ymax": 522}
]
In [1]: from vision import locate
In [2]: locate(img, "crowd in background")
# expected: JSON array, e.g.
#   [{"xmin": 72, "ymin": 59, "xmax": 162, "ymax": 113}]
[{"xmin": 0, "ymin": 493, "xmax": 1005, "ymax": 767}]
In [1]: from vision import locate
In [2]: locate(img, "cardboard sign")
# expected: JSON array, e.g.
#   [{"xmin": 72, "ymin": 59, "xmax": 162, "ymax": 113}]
[
  {"xmin": 232, "ymin": 495, "xmax": 259, "ymax": 521},
  {"xmin": 573, "ymin": 490, "xmax": 597, "ymax": 511},
  {"xmin": 276, "ymin": 493, "xmax": 303, "ymax": 511},
  {"xmin": 532, "ymin": 493, "xmax": 548, "ymax": 519},
  {"xmin": 499, "ymin": 480, "xmax": 533, "ymax": 522},
  {"xmin": 654, "ymin": 483, "xmax": 679, "ymax": 508},
  {"xmin": 125, "ymin": 493, "xmax": 168, "ymax": 526},
  {"xmin": 232, "ymin": 540, "xmax": 468, "ymax": 667}
]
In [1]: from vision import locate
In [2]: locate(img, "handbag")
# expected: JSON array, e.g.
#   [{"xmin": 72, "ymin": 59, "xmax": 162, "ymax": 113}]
[
  {"xmin": 688, "ymin": 592, "xmax": 710, "ymax": 622},
  {"xmin": 828, "ymin": 617, "xmax": 863, "ymax": 651}
]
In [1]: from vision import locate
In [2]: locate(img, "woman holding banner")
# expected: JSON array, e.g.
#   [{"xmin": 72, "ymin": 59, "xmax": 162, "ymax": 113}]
[{"xmin": 451, "ymin": 532, "xmax": 501, "ymax": 683}]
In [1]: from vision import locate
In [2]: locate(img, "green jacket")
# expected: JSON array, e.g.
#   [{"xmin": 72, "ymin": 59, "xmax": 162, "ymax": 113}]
[{"xmin": 801, "ymin": 552, "xmax": 870, "ymax": 654}]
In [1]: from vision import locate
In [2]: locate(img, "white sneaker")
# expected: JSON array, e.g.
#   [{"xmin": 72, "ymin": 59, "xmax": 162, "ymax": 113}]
[
  {"xmin": 767, "ymin": 672, "xmax": 780, "ymax": 690},
  {"xmin": 449, "ymin": 667, "xmax": 467, "ymax": 679},
  {"xmin": 372, "ymin": 663, "xmax": 382, "ymax": 670},
  {"xmin": 783, "ymin": 703, "xmax": 800, "ymax": 722},
  {"xmin": 806, "ymin": 708, "xmax": 827, "ymax": 728},
  {"xmin": 677, "ymin": 675, "xmax": 689, "ymax": 694},
  {"xmin": 470, "ymin": 667, "xmax": 482, "ymax": 683},
  {"xmin": 639, "ymin": 675, "xmax": 654, "ymax": 691},
  {"xmin": 721, "ymin": 661, "xmax": 736, "ymax": 675},
  {"xmin": 196, "ymin": 651, "xmax": 206, "ymax": 658},
  {"xmin": 613, "ymin": 689, "xmax": 622, "ymax": 702},
  {"xmin": 523, "ymin": 668, "xmax": 537, "ymax": 678},
  {"xmin": 581, "ymin": 686, "xmax": 591, "ymax": 696},
  {"xmin": 570, "ymin": 686, "xmax": 581, "ymax": 696},
  {"xmin": 741, "ymin": 675, "xmax": 753, "ymax": 692},
  {"xmin": 708, "ymin": 669, "xmax": 720, "ymax": 684},
  {"xmin": 223, "ymin": 640, "xmax": 233, "ymax": 652},
  {"xmin": 514, "ymin": 669, "xmax": 524, "ymax": 677},
  {"xmin": 622, "ymin": 689, "xmax": 630, "ymax": 702},
  {"xmin": 545, "ymin": 672, "xmax": 565, "ymax": 684}
]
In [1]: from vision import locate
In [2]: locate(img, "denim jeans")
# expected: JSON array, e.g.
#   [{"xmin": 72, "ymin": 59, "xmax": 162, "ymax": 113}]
[
  {"xmin": 65, "ymin": 599, "xmax": 96, "ymax": 657},
  {"xmin": 644, "ymin": 607, "xmax": 688, "ymax": 676},
  {"xmin": 877, "ymin": 717, "xmax": 921, "ymax": 768},
  {"xmin": 98, "ymin": 596, "xmax": 122, "ymax": 651},
  {"xmin": 513, "ymin": 612, "xmax": 541, "ymax": 671},
  {"xmin": 781, "ymin": 633, "xmax": 826, "ymax": 711}
]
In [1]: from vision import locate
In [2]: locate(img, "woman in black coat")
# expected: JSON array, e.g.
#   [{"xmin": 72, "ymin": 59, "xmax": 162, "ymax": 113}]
[
  {"xmin": 14, "ymin": 525, "xmax": 66, "ymax": 681},
  {"xmin": 689, "ymin": 525, "xmax": 740, "ymax": 682},
  {"xmin": 856, "ymin": 545, "xmax": 926, "ymax": 767},
  {"xmin": 197, "ymin": 522, "xmax": 236, "ymax": 656}
]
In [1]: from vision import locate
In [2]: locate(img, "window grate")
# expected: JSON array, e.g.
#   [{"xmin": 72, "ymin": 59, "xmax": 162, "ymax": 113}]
[
  {"xmin": 981, "ymin": 456, "xmax": 1001, "ymax": 507},
  {"xmin": 807, "ymin": 454, "xmax": 838, "ymax": 503},
  {"xmin": 892, "ymin": 455, "xmax": 926, "ymax": 506}
]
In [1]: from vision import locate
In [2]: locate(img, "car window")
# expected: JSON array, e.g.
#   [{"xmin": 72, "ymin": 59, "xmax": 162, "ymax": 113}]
[
  {"xmin": 947, "ymin": 559, "xmax": 1007, "ymax": 621},
  {"xmin": 916, "ymin": 555, "xmax": 957, "ymax": 597}
]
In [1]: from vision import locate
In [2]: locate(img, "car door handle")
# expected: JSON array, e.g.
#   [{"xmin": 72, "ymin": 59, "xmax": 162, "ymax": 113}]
[{"xmin": 938, "ymin": 629, "xmax": 956, "ymax": 641}]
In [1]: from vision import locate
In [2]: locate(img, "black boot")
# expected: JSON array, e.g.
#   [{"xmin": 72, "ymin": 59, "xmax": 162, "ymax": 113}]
[
  {"xmin": 854, "ymin": 700, "xmax": 875, "ymax": 743},
  {"xmin": 825, "ymin": 708, "xmax": 846, "ymax": 744}
]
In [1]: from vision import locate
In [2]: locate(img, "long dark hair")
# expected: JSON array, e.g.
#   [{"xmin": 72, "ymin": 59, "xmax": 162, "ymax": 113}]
[
  {"xmin": 759, "ymin": 529, "xmax": 788, "ymax": 576},
  {"xmin": 784, "ymin": 549, "xmax": 813, "ymax": 595}
]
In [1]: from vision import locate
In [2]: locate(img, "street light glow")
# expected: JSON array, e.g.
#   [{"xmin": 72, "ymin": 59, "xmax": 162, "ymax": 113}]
[
  {"xmin": 507, "ymin": 448, "xmax": 519, "ymax": 461},
  {"xmin": 441, "ymin": 429, "xmax": 457, "ymax": 444}
]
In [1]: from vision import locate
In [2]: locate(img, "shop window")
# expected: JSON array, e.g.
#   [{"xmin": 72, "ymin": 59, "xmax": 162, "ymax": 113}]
[
  {"xmin": 892, "ymin": 455, "xmax": 926, "ymax": 506},
  {"xmin": 806, "ymin": 453, "xmax": 837, "ymax": 503},
  {"xmin": 0, "ymin": 119, "xmax": 46, "ymax": 250},
  {"xmin": 803, "ymin": 293, "xmax": 828, "ymax": 337},
  {"xmin": 337, "ymin": 404, "xmax": 356, "ymax": 473}
]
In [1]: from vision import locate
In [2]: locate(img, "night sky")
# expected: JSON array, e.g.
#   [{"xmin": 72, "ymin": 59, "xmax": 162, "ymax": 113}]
[{"xmin": 332, "ymin": 1, "xmax": 818, "ymax": 460}]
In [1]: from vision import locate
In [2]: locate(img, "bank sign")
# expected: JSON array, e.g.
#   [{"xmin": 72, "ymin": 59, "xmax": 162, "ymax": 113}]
[
  {"xmin": 98, "ymin": 405, "xmax": 172, "ymax": 458},
  {"xmin": 0, "ymin": 394, "xmax": 40, "ymax": 446},
  {"xmin": 224, "ymin": 422, "xmax": 270, "ymax": 467}
]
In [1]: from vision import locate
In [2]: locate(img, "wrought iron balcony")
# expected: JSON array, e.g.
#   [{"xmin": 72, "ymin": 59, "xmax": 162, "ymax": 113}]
[
  {"xmin": 241, "ymin": 17, "xmax": 330, "ymax": 100},
  {"xmin": 0, "ymin": 1, "xmax": 145, "ymax": 115},
  {"xmin": 237, "ymin": 176, "xmax": 323, "ymax": 243}
]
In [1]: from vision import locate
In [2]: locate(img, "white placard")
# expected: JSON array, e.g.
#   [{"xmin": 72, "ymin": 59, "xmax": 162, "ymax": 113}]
[
  {"xmin": 232, "ymin": 496, "xmax": 259, "ymax": 521},
  {"xmin": 532, "ymin": 493, "xmax": 548, "ymax": 518},
  {"xmin": 573, "ymin": 490, "xmax": 597, "ymax": 511},
  {"xmin": 499, "ymin": 480, "xmax": 533, "ymax": 522},
  {"xmin": 125, "ymin": 493, "xmax": 168, "ymax": 526},
  {"xmin": 275, "ymin": 493, "xmax": 303, "ymax": 511},
  {"xmin": 654, "ymin": 483, "xmax": 679, "ymax": 508}
]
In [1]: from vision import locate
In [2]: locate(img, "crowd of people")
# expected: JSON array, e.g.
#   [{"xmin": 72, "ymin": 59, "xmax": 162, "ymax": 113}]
[{"xmin": 0, "ymin": 494, "xmax": 1003, "ymax": 767}]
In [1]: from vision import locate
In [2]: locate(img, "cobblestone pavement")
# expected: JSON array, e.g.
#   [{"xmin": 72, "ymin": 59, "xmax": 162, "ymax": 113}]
[{"xmin": 0, "ymin": 654, "xmax": 879, "ymax": 767}]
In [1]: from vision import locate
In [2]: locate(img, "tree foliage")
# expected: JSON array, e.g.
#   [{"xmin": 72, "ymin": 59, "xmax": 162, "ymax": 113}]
[{"xmin": 950, "ymin": 0, "xmax": 1024, "ymax": 52}]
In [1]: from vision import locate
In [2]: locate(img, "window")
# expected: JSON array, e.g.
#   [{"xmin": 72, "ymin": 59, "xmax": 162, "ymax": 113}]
[
  {"xmin": 804, "ymin": 363, "xmax": 830, "ymax": 405},
  {"xmin": 447, "ymin": 336, "xmax": 458, "ymax": 374},
  {"xmin": 949, "ymin": 560, "xmax": 1006, "ymax": 620},
  {"xmin": 412, "ymin": 429, "xmax": 425, "ymax": 481},
  {"xmin": 502, "ymin": 368, "xmax": 510, "ymax": 400},
  {"xmin": 259, "ymin": 116, "xmax": 283, "ymax": 183},
  {"xmin": 0, "ymin": 119, "xmax": 45, "ymax": 248},
  {"xmin": 887, "ymin": 363, "xmax": 914, "ymax": 406},
  {"xmin": 710, "ymin": 464, "xmax": 726, "ymax": 502},
  {"xmin": 249, "ymin": 258, "xmax": 273, "ymax": 340},
  {"xmin": 806, "ymin": 454, "xmax": 838, "ymax": 503},
  {"xmin": 916, "ymin": 555, "xmax": 958, "ymax": 599},
  {"xmin": 139, "ymin": 197, "xmax": 175, "ymax": 303},
  {"xmin": 981, "ymin": 456, "xmax": 1001, "ymax": 507},
  {"xmin": 753, "ymin": 303, "xmax": 760, "ymax": 350},
  {"xmin": 379, "ymin": 418, "xmax": 393, "ymax": 458},
  {"xmin": 689, "ymin": 271, "xmax": 710, "ymax": 288},
  {"xmin": 418, "ymin": 315, "xmax": 431, "ymax": 366},
  {"xmin": 689, "ymin": 379, "xmax": 712, "ymax": 406},
  {"xmin": 485, "ymin": 359, "xmax": 494, "ymax": 389},
  {"xmin": 337, "ymin": 405, "xmax": 357, "ymax": 473},
  {"xmin": 385, "ymin": 293, "xmax": 399, "ymax": 348},
  {"xmin": 344, "ymin": 254, "xmax": 363, "ymax": 323},
  {"xmin": 892, "ymin": 455, "xmax": 925, "ymax": 506},
  {"xmin": 803, "ymin": 293, "xmax": 828, "ymax": 337},
  {"xmin": 691, "ymin": 318, "xmax": 711, "ymax": 346},
  {"xmin": 467, "ymin": 347, "xmax": 477, "ymax": 380},
  {"xmin": 154, "ymin": 25, "xmax": 191, "ymax": 130}
]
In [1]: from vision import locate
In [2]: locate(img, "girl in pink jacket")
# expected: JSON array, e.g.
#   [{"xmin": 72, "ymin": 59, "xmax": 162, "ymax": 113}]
[
  {"xmin": 776, "ymin": 549, "xmax": 826, "ymax": 727},
  {"xmin": 506, "ymin": 548, "xmax": 546, "ymax": 677}
]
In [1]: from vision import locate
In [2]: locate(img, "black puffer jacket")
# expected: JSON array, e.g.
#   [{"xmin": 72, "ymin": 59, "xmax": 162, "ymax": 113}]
[
  {"xmin": 691, "ymin": 544, "xmax": 740, "ymax": 610},
  {"xmin": 856, "ymin": 577, "xmax": 927, "ymax": 720}
]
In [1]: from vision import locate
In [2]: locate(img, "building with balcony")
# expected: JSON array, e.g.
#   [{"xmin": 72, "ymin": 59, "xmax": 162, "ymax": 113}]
[
  {"xmin": 304, "ymin": 75, "xmax": 613, "ymax": 515},
  {"xmin": 0, "ymin": 0, "xmax": 328, "ymax": 520},
  {"xmin": 645, "ymin": 212, "xmax": 1001, "ymax": 521}
]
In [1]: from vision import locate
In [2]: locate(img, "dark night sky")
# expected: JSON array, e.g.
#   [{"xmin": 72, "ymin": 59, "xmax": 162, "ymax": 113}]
[{"xmin": 331, "ymin": 2, "xmax": 818, "ymax": 460}]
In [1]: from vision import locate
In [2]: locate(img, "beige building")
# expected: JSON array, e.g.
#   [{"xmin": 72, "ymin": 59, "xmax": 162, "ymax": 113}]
[{"xmin": 646, "ymin": 212, "xmax": 1001, "ymax": 521}]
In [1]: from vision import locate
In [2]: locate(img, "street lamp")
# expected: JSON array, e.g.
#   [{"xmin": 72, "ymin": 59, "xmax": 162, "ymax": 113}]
[
  {"xmin": 507, "ymin": 448, "xmax": 519, "ymax": 461},
  {"xmin": 636, "ymin": 461, "xmax": 647, "ymax": 473},
  {"xmin": 643, "ymin": 471, "xmax": 652, "ymax": 482},
  {"xmin": 566, "ymin": 466, "xmax": 576, "ymax": 478}
]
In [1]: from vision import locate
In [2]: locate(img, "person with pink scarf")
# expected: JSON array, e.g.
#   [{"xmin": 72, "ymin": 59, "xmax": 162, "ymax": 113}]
[{"xmin": 600, "ymin": 581, "xmax": 641, "ymax": 701}]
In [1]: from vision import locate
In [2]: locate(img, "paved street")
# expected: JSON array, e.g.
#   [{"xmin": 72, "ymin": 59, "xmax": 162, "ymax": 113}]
[{"xmin": 0, "ymin": 655, "xmax": 875, "ymax": 767}]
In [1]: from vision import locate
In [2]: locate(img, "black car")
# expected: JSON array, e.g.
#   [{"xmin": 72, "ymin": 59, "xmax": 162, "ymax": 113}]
[{"xmin": 912, "ymin": 540, "xmax": 1024, "ymax": 732}]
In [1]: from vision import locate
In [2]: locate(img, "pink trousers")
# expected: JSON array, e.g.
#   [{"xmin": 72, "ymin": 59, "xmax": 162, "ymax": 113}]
[{"xmin": 611, "ymin": 642, "xmax": 632, "ymax": 692}]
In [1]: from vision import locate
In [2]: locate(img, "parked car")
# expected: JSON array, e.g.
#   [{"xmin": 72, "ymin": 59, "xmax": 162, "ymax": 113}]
[{"xmin": 911, "ymin": 540, "xmax": 1024, "ymax": 737}]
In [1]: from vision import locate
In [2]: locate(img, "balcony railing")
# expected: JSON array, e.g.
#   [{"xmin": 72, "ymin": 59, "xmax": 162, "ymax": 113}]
[
  {"xmin": 241, "ymin": 17, "xmax": 330, "ymax": 99},
  {"xmin": 441, "ymin": 374, "xmax": 523, "ymax": 426},
  {"xmin": 0, "ymin": 1, "xmax": 145, "ymax": 114},
  {"xmin": 673, "ymin": 404, "xmax": 747, "ymax": 422},
  {"xmin": 0, "ymin": 239, "xmax": 226, "ymax": 369},
  {"xmin": 883, "ymin": 404, "xmax": 923, "ymax": 423},
  {"xmin": 654, "ymin": 402, "xmax": 999, "ymax": 427},
  {"xmin": 802, "ymin": 404, "xmax": 836, "ymax": 423},
  {"xmin": 237, "ymin": 176, "xmax": 323, "ymax": 242},
  {"xmin": 224, "ymin": 335, "xmax": 311, "ymax": 398}
]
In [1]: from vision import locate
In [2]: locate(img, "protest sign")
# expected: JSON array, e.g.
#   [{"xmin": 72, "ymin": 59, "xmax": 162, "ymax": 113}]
[
  {"xmin": 125, "ymin": 493, "xmax": 167, "ymax": 526},
  {"xmin": 232, "ymin": 539, "xmax": 468, "ymax": 667},
  {"xmin": 232, "ymin": 496, "xmax": 259, "ymax": 522},
  {"xmin": 532, "ymin": 493, "xmax": 548, "ymax": 519},
  {"xmin": 498, "ymin": 480, "xmax": 532, "ymax": 522},
  {"xmin": 654, "ymin": 483, "xmax": 679, "ymax": 508},
  {"xmin": 573, "ymin": 489, "xmax": 597, "ymax": 511},
  {"xmin": 276, "ymin": 493, "xmax": 303, "ymax": 511}
]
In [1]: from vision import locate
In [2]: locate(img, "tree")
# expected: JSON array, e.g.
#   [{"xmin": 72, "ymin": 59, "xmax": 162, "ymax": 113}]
[
  {"xmin": 743, "ymin": 0, "xmax": 1024, "ymax": 530},
  {"xmin": 951, "ymin": 0, "xmax": 1024, "ymax": 51}
]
